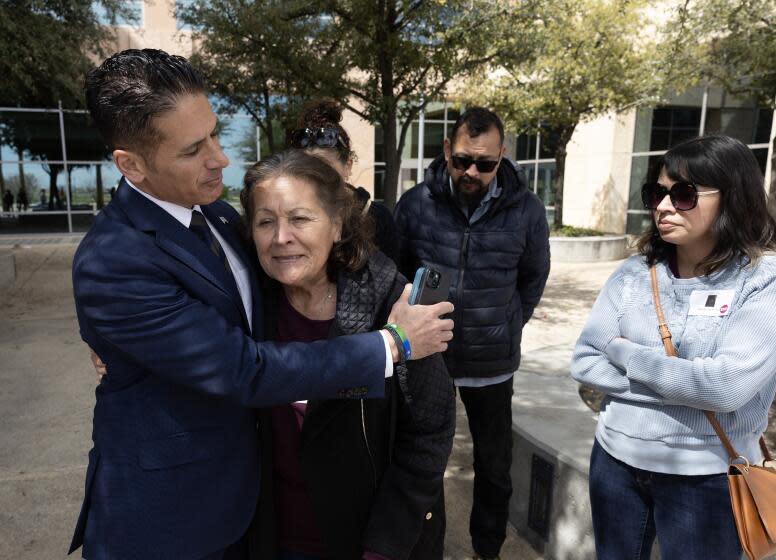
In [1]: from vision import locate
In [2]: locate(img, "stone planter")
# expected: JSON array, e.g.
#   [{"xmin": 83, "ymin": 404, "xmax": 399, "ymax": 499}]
[{"xmin": 550, "ymin": 235, "xmax": 628, "ymax": 263}]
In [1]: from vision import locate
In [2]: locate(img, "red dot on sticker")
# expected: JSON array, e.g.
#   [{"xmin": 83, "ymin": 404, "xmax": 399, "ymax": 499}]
[{"xmin": 720, "ymin": 304, "xmax": 729, "ymax": 313}]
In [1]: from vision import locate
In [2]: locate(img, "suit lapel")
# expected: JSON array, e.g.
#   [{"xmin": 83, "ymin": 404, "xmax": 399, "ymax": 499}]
[
  {"xmin": 201, "ymin": 204, "xmax": 261, "ymax": 335},
  {"xmin": 115, "ymin": 180, "xmax": 244, "ymax": 316}
]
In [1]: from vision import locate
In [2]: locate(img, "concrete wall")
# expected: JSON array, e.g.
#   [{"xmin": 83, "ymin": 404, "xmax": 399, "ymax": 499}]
[
  {"xmin": 562, "ymin": 110, "xmax": 637, "ymax": 234},
  {"xmin": 342, "ymin": 101, "xmax": 376, "ymax": 194}
]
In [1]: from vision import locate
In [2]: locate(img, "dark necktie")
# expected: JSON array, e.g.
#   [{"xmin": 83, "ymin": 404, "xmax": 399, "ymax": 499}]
[{"xmin": 189, "ymin": 209, "xmax": 231, "ymax": 274}]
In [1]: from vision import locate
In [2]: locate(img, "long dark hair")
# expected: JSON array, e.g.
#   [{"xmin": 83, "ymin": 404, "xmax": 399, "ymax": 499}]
[
  {"xmin": 241, "ymin": 150, "xmax": 374, "ymax": 280},
  {"xmin": 637, "ymin": 135, "xmax": 776, "ymax": 275}
]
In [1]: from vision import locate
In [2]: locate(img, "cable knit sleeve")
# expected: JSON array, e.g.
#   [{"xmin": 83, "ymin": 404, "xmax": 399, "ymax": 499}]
[
  {"xmin": 571, "ymin": 260, "xmax": 666, "ymax": 404},
  {"xmin": 623, "ymin": 266, "xmax": 776, "ymax": 413}
]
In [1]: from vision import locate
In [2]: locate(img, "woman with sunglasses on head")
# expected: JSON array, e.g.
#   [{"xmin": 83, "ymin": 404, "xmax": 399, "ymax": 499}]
[
  {"xmin": 289, "ymin": 99, "xmax": 400, "ymax": 265},
  {"xmin": 571, "ymin": 135, "xmax": 776, "ymax": 559}
]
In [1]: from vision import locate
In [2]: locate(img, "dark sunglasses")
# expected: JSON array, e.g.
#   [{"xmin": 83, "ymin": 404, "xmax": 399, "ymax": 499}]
[
  {"xmin": 451, "ymin": 155, "xmax": 500, "ymax": 174},
  {"xmin": 290, "ymin": 127, "xmax": 343, "ymax": 149},
  {"xmin": 641, "ymin": 181, "xmax": 719, "ymax": 211}
]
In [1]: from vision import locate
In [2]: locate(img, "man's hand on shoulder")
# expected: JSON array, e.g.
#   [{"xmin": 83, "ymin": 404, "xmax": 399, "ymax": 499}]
[{"xmin": 385, "ymin": 284, "xmax": 454, "ymax": 361}]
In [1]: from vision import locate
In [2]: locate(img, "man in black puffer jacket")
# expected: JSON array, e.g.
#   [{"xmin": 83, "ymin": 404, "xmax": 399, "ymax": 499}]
[{"xmin": 394, "ymin": 107, "xmax": 550, "ymax": 560}]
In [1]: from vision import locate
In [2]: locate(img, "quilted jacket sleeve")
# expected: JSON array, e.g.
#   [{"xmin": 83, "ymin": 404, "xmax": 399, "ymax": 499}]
[{"xmin": 362, "ymin": 284, "xmax": 456, "ymax": 560}]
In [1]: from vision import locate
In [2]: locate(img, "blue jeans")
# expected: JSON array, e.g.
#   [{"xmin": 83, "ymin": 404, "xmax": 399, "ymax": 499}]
[{"xmin": 589, "ymin": 439, "xmax": 742, "ymax": 560}]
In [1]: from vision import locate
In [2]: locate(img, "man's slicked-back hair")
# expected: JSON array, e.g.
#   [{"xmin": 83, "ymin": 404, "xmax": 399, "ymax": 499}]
[
  {"xmin": 450, "ymin": 106, "xmax": 504, "ymax": 146},
  {"xmin": 85, "ymin": 49, "xmax": 207, "ymax": 155}
]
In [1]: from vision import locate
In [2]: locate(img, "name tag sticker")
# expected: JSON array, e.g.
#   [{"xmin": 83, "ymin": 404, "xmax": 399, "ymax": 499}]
[{"xmin": 688, "ymin": 289, "xmax": 735, "ymax": 316}]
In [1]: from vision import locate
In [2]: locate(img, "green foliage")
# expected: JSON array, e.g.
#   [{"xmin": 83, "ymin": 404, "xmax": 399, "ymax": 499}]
[
  {"xmin": 0, "ymin": 0, "xmax": 133, "ymax": 108},
  {"xmin": 678, "ymin": 0, "xmax": 776, "ymax": 107},
  {"xmin": 181, "ymin": 0, "xmax": 525, "ymax": 205},
  {"xmin": 465, "ymin": 0, "xmax": 674, "ymax": 226}
]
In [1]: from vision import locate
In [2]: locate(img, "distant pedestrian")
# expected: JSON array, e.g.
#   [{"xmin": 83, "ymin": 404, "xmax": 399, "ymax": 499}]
[
  {"xmin": 17, "ymin": 188, "xmax": 28, "ymax": 211},
  {"xmin": 571, "ymin": 135, "xmax": 776, "ymax": 560},
  {"xmin": 40, "ymin": 189, "xmax": 47, "ymax": 207},
  {"xmin": 2, "ymin": 190, "xmax": 13, "ymax": 212}
]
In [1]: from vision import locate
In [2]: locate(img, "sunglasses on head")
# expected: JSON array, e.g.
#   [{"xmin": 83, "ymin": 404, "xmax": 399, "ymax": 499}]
[
  {"xmin": 451, "ymin": 155, "xmax": 500, "ymax": 174},
  {"xmin": 290, "ymin": 127, "xmax": 342, "ymax": 149},
  {"xmin": 641, "ymin": 181, "xmax": 719, "ymax": 211}
]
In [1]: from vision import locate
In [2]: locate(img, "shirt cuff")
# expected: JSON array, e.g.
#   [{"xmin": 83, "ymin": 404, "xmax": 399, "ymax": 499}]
[
  {"xmin": 605, "ymin": 338, "xmax": 643, "ymax": 371},
  {"xmin": 380, "ymin": 330, "xmax": 394, "ymax": 378}
]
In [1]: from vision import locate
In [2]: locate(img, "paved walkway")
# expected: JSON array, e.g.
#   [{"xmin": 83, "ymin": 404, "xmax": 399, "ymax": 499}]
[{"xmin": 0, "ymin": 240, "xmax": 622, "ymax": 559}]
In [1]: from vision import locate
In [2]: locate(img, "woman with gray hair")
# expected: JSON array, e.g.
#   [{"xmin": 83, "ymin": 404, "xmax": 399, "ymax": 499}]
[{"xmin": 243, "ymin": 150, "xmax": 455, "ymax": 560}]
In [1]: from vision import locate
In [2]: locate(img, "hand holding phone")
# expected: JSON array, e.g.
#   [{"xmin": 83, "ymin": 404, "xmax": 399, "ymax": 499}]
[{"xmin": 409, "ymin": 266, "xmax": 451, "ymax": 305}]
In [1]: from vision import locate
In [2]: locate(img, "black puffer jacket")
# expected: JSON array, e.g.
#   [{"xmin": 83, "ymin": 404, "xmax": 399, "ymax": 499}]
[
  {"xmin": 251, "ymin": 252, "xmax": 456, "ymax": 560},
  {"xmin": 394, "ymin": 154, "xmax": 551, "ymax": 378}
]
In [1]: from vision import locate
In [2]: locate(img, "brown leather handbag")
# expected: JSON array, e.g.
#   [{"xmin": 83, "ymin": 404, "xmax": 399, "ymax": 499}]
[{"xmin": 650, "ymin": 265, "xmax": 776, "ymax": 560}]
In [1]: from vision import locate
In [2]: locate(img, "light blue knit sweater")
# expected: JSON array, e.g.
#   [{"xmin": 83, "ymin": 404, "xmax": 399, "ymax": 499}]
[{"xmin": 571, "ymin": 254, "xmax": 776, "ymax": 475}]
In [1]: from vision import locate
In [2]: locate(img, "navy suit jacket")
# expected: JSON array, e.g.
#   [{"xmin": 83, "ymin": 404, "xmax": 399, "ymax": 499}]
[{"xmin": 69, "ymin": 180, "xmax": 386, "ymax": 559}]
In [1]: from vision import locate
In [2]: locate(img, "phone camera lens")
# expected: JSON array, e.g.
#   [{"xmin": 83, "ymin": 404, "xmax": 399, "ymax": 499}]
[{"xmin": 428, "ymin": 271, "xmax": 440, "ymax": 289}]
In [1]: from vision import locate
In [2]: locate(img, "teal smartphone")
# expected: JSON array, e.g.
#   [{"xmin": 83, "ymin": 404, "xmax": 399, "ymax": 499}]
[{"xmin": 409, "ymin": 266, "xmax": 451, "ymax": 305}]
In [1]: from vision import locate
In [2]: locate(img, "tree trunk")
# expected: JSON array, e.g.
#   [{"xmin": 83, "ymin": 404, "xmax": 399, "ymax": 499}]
[
  {"xmin": 381, "ymin": 111, "xmax": 400, "ymax": 209},
  {"xmin": 95, "ymin": 164, "xmax": 104, "ymax": 209},
  {"xmin": 17, "ymin": 147, "xmax": 26, "ymax": 194},
  {"xmin": 552, "ymin": 127, "xmax": 576, "ymax": 228},
  {"xmin": 262, "ymin": 87, "xmax": 276, "ymax": 156}
]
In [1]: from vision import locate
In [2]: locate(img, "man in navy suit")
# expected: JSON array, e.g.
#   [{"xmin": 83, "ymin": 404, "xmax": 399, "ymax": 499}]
[{"xmin": 69, "ymin": 49, "xmax": 454, "ymax": 560}]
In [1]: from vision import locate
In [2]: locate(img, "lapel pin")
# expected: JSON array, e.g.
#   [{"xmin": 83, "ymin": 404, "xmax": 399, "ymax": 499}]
[{"xmin": 219, "ymin": 216, "xmax": 228, "ymax": 224}]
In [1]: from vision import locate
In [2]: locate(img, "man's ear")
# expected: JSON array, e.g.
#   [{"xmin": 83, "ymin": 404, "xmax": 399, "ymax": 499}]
[
  {"xmin": 344, "ymin": 156, "xmax": 354, "ymax": 180},
  {"xmin": 113, "ymin": 149, "xmax": 147, "ymax": 184},
  {"xmin": 443, "ymin": 138, "xmax": 451, "ymax": 161}
]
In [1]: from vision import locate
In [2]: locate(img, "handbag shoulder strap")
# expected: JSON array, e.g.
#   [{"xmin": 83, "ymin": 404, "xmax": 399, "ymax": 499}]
[{"xmin": 649, "ymin": 264, "xmax": 745, "ymax": 462}]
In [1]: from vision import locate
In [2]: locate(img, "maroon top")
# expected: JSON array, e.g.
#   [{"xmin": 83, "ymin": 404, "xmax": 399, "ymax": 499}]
[
  {"xmin": 271, "ymin": 291, "xmax": 392, "ymax": 560},
  {"xmin": 272, "ymin": 292, "xmax": 333, "ymax": 557}
]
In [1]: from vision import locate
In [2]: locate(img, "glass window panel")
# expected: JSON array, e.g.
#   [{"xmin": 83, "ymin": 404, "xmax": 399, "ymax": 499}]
[
  {"xmin": 632, "ymin": 107, "xmax": 654, "ymax": 153},
  {"xmin": 754, "ymin": 109, "xmax": 773, "ymax": 144},
  {"xmin": 219, "ymin": 116, "xmax": 258, "ymax": 164},
  {"xmin": 673, "ymin": 107, "xmax": 701, "ymax": 128},
  {"xmin": 446, "ymin": 105, "xmax": 461, "ymax": 121},
  {"xmin": 400, "ymin": 167, "xmax": 418, "ymax": 195},
  {"xmin": 405, "ymin": 123, "xmax": 419, "ymax": 160},
  {"xmin": 66, "ymin": 162, "xmax": 123, "ymax": 211},
  {"xmin": 751, "ymin": 148, "xmax": 768, "ymax": 175},
  {"xmin": 221, "ymin": 164, "xmax": 248, "ymax": 205},
  {"xmin": 424, "ymin": 102, "xmax": 446, "ymax": 120},
  {"xmin": 423, "ymin": 123, "xmax": 445, "ymax": 160},
  {"xmin": 539, "ymin": 128, "xmax": 562, "ymax": 159},
  {"xmin": 628, "ymin": 154, "xmax": 662, "ymax": 211},
  {"xmin": 0, "ymin": 110, "xmax": 63, "ymax": 161},
  {"xmin": 374, "ymin": 126, "xmax": 385, "ymax": 163},
  {"xmin": 651, "ymin": 107, "xmax": 671, "ymax": 127},
  {"xmin": 524, "ymin": 161, "xmax": 556, "ymax": 207},
  {"xmin": 63, "ymin": 112, "xmax": 111, "ymax": 163},
  {"xmin": 0, "ymin": 163, "xmax": 70, "ymax": 233},
  {"xmin": 626, "ymin": 212, "xmax": 652, "ymax": 236},
  {"xmin": 515, "ymin": 133, "xmax": 537, "ymax": 161}
]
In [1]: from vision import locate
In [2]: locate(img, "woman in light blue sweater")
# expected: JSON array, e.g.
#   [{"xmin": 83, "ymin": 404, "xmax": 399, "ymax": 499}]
[{"xmin": 571, "ymin": 135, "xmax": 776, "ymax": 560}]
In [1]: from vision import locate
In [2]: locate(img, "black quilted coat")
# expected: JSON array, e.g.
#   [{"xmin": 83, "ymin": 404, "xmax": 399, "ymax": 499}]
[
  {"xmin": 394, "ymin": 154, "xmax": 551, "ymax": 379},
  {"xmin": 250, "ymin": 252, "xmax": 456, "ymax": 560}
]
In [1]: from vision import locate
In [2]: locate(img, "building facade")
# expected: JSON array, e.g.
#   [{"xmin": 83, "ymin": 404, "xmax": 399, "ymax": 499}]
[{"xmin": 1, "ymin": 1, "xmax": 773, "ymax": 234}]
